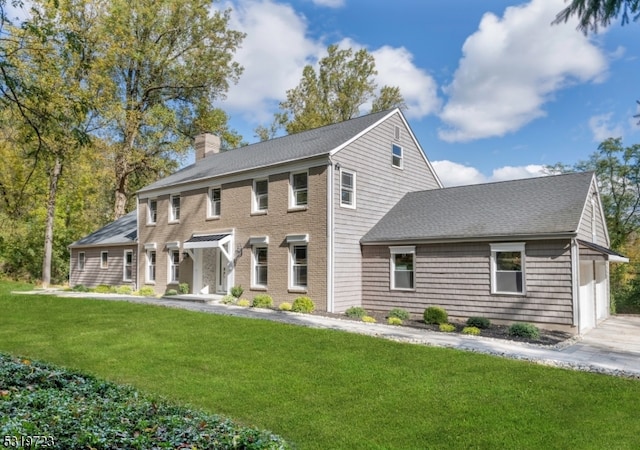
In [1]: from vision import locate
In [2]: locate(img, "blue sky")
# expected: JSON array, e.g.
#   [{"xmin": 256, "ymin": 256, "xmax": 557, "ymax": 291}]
[
  {"xmin": 7, "ymin": 0, "xmax": 639, "ymax": 186},
  {"xmin": 218, "ymin": 0, "xmax": 640, "ymax": 186}
]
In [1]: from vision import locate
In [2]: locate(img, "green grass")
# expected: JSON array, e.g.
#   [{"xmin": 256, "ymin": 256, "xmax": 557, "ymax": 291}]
[{"xmin": 1, "ymin": 280, "xmax": 640, "ymax": 449}]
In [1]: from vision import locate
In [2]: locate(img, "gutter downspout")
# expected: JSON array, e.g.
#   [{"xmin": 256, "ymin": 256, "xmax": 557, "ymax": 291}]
[{"xmin": 327, "ymin": 158, "xmax": 334, "ymax": 313}]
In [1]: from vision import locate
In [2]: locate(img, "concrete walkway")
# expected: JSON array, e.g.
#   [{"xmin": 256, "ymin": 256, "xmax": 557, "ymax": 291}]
[{"xmin": 17, "ymin": 290, "xmax": 640, "ymax": 378}]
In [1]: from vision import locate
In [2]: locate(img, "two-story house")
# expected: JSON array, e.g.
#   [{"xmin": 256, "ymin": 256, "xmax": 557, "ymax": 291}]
[{"xmin": 69, "ymin": 108, "xmax": 626, "ymax": 334}]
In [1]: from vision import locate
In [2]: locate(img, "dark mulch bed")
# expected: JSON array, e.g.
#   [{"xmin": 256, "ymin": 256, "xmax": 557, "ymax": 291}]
[{"xmin": 311, "ymin": 310, "xmax": 573, "ymax": 346}]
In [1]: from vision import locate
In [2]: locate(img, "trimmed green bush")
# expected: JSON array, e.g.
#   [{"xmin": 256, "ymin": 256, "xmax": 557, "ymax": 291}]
[
  {"xmin": 179, "ymin": 283, "xmax": 189, "ymax": 294},
  {"xmin": 439, "ymin": 323, "xmax": 455, "ymax": 332},
  {"xmin": 165, "ymin": 289, "xmax": 178, "ymax": 296},
  {"xmin": 137, "ymin": 286, "xmax": 156, "ymax": 297},
  {"xmin": 508, "ymin": 323, "xmax": 540, "ymax": 339},
  {"xmin": 220, "ymin": 295, "xmax": 237, "ymax": 305},
  {"xmin": 230, "ymin": 285, "xmax": 244, "ymax": 298},
  {"xmin": 362, "ymin": 315, "xmax": 376, "ymax": 323},
  {"xmin": 292, "ymin": 296, "xmax": 315, "ymax": 313},
  {"xmin": 387, "ymin": 317, "xmax": 403, "ymax": 326},
  {"xmin": 71, "ymin": 284, "xmax": 90, "ymax": 292},
  {"xmin": 95, "ymin": 284, "xmax": 116, "ymax": 294},
  {"xmin": 237, "ymin": 298, "xmax": 251, "ymax": 307},
  {"xmin": 424, "ymin": 306, "xmax": 448, "ymax": 325},
  {"xmin": 345, "ymin": 306, "xmax": 367, "ymax": 318},
  {"xmin": 278, "ymin": 302, "xmax": 292, "ymax": 311},
  {"xmin": 116, "ymin": 285, "xmax": 133, "ymax": 295},
  {"xmin": 462, "ymin": 326, "xmax": 481, "ymax": 336},
  {"xmin": 252, "ymin": 294, "xmax": 273, "ymax": 308},
  {"xmin": 466, "ymin": 316, "xmax": 491, "ymax": 329},
  {"xmin": 388, "ymin": 307, "xmax": 410, "ymax": 321}
]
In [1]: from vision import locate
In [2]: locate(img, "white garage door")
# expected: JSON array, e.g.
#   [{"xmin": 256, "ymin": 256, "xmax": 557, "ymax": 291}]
[
  {"xmin": 595, "ymin": 262, "xmax": 608, "ymax": 321},
  {"xmin": 579, "ymin": 261, "xmax": 596, "ymax": 333}
]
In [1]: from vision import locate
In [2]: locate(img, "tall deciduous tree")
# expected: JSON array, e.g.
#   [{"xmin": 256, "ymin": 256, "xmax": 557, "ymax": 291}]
[{"xmin": 270, "ymin": 44, "xmax": 405, "ymax": 136}]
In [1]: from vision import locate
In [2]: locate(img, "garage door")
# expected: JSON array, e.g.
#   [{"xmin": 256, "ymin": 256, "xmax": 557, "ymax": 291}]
[
  {"xmin": 595, "ymin": 262, "xmax": 608, "ymax": 321},
  {"xmin": 579, "ymin": 261, "xmax": 596, "ymax": 333}
]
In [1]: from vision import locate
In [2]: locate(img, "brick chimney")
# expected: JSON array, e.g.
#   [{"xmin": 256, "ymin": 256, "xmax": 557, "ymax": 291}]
[{"xmin": 195, "ymin": 133, "xmax": 221, "ymax": 160}]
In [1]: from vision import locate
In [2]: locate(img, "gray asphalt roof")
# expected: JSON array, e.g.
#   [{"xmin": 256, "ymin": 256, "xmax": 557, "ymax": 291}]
[
  {"xmin": 69, "ymin": 210, "xmax": 137, "ymax": 247},
  {"xmin": 138, "ymin": 109, "xmax": 395, "ymax": 193},
  {"xmin": 361, "ymin": 171, "xmax": 595, "ymax": 243}
]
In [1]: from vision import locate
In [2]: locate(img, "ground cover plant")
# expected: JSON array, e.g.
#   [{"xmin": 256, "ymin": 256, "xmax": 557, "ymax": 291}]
[
  {"xmin": 0, "ymin": 354, "xmax": 289, "ymax": 449},
  {"xmin": 1, "ymin": 280, "xmax": 640, "ymax": 449}
]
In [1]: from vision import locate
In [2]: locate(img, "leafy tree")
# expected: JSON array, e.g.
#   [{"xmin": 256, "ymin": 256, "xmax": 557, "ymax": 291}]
[
  {"xmin": 269, "ymin": 44, "xmax": 405, "ymax": 137},
  {"xmin": 553, "ymin": 0, "xmax": 640, "ymax": 33}
]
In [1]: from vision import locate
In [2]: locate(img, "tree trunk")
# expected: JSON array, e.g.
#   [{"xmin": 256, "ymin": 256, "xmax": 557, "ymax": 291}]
[{"xmin": 41, "ymin": 156, "xmax": 62, "ymax": 288}]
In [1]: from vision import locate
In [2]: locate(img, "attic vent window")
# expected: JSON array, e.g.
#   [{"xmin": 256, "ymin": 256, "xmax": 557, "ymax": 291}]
[{"xmin": 394, "ymin": 125, "xmax": 401, "ymax": 141}]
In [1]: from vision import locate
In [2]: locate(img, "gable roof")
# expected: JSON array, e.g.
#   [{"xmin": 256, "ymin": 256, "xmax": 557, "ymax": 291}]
[
  {"xmin": 138, "ymin": 109, "xmax": 397, "ymax": 194},
  {"xmin": 361, "ymin": 172, "xmax": 596, "ymax": 244},
  {"xmin": 69, "ymin": 210, "xmax": 137, "ymax": 248}
]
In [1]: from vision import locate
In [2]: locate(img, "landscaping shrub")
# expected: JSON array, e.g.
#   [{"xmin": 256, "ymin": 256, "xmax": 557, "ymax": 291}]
[
  {"xmin": 387, "ymin": 317, "xmax": 403, "ymax": 325},
  {"xmin": 362, "ymin": 315, "xmax": 376, "ymax": 323},
  {"xmin": 462, "ymin": 326, "xmax": 481, "ymax": 336},
  {"xmin": 345, "ymin": 306, "xmax": 367, "ymax": 318},
  {"xmin": 137, "ymin": 286, "xmax": 156, "ymax": 297},
  {"xmin": 508, "ymin": 323, "xmax": 540, "ymax": 339},
  {"xmin": 466, "ymin": 316, "xmax": 491, "ymax": 329},
  {"xmin": 424, "ymin": 306, "xmax": 448, "ymax": 324},
  {"xmin": 230, "ymin": 285, "xmax": 244, "ymax": 298},
  {"xmin": 292, "ymin": 296, "xmax": 315, "ymax": 313},
  {"xmin": 71, "ymin": 284, "xmax": 90, "ymax": 292},
  {"xmin": 0, "ymin": 353, "xmax": 291, "ymax": 449},
  {"xmin": 179, "ymin": 283, "xmax": 189, "ymax": 294},
  {"xmin": 388, "ymin": 307, "xmax": 410, "ymax": 321},
  {"xmin": 439, "ymin": 323, "xmax": 455, "ymax": 332},
  {"xmin": 165, "ymin": 289, "xmax": 178, "ymax": 296},
  {"xmin": 279, "ymin": 302, "xmax": 292, "ymax": 311},
  {"xmin": 220, "ymin": 294, "xmax": 237, "ymax": 304},
  {"xmin": 116, "ymin": 285, "xmax": 133, "ymax": 295},
  {"xmin": 252, "ymin": 294, "xmax": 274, "ymax": 308},
  {"xmin": 95, "ymin": 284, "xmax": 115, "ymax": 294},
  {"xmin": 237, "ymin": 299, "xmax": 251, "ymax": 307}
]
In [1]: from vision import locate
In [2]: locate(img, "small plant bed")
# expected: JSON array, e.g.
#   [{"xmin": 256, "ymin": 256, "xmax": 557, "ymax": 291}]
[
  {"xmin": 0, "ymin": 353, "xmax": 290, "ymax": 449},
  {"xmin": 314, "ymin": 310, "xmax": 572, "ymax": 346}
]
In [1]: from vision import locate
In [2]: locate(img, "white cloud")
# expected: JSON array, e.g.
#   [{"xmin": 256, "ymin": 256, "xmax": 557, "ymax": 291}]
[
  {"xmin": 438, "ymin": 0, "xmax": 608, "ymax": 142},
  {"xmin": 372, "ymin": 46, "xmax": 441, "ymax": 118},
  {"xmin": 223, "ymin": 0, "xmax": 323, "ymax": 123},
  {"xmin": 433, "ymin": 160, "xmax": 547, "ymax": 187},
  {"xmin": 589, "ymin": 113, "xmax": 624, "ymax": 142},
  {"xmin": 311, "ymin": 0, "xmax": 345, "ymax": 7}
]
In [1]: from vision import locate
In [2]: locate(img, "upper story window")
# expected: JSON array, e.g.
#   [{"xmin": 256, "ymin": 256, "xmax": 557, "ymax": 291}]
[
  {"xmin": 100, "ymin": 251, "xmax": 109, "ymax": 269},
  {"xmin": 392, "ymin": 144, "xmax": 403, "ymax": 169},
  {"xmin": 208, "ymin": 187, "xmax": 221, "ymax": 218},
  {"xmin": 490, "ymin": 243, "xmax": 525, "ymax": 295},
  {"xmin": 390, "ymin": 246, "xmax": 415, "ymax": 290},
  {"xmin": 253, "ymin": 179, "xmax": 268, "ymax": 213},
  {"xmin": 123, "ymin": 250, "xmax": 133, "ymax": 282},
  {"xmin": 148, "ymin": 199, "xmax": 157, "ymax": 224},
  {"xmin": 340, "ymin": 169, "xmax": 356, "ymax": 209},
  {"xmin": 169, "ymin": 194, "xmax": 180, "ymax": 222},
  {"xmin": 290, "ymin": 171, "xmax": 308, "ymax": 208},
  {"xmin": 78, "ymin": 252, "xmax": 85, "ymax": 271}
]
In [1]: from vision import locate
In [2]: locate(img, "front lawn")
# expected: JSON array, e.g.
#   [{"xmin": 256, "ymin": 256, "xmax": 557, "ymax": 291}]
[{"xmin": 1, "ymin": 282, "xmax": 639, "ymax": 449}]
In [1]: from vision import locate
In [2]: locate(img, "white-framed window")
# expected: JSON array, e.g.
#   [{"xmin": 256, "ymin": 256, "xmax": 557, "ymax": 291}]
[
  {"xmin": 290, "ymin": 171, "xmax": 308, "ymax": 208},
  {"xmin": 340, "ymin": 169, "xmax": 356, "ymax": 208},
  {"xmin": 208, "ymin": 187, "xmax": 221, "ymax": 218},
  {"xmin": 252, "ymin": 246, "xmax": 268, "ymax": 288},
  {"xmin": 390, "ymin": 246, "xmax": 415, "ymax": 290},
  {"xmin": 146, "ymin": 250, "xmax": 156, "ymax": 283},
  {"xmin": 490, "ymin": 243, "xmax": 525, "ymax": 295},
  {"xmin": 169, "ymin": 194, "xmax": 180, "ymax": 222},
  {"xmin": 100, "ymin": 251, "xmax": 108, "ymax": 269},
  {"xmin": 169, "ymin": 249, "xmax": 180, "ymax": 283},
  {"xmin": 253, "ymin": 179, "xmax": 268, "ymax": 213},
  {"xmin": 123, "ymin": 250, "xmax": 133, "ymax": 281},
  {"xmin": 290, "ymin": 244, "xmax": 308, "ymax": 289},
  {"xmin": 78, "ymin": 252, "xmax": 85, "ymax": 271},
  {"xmin": 147, "ymin": 199, "xmax": 157, "ymax": 224},
  {"xmin": 392, "ymin": 144, "xmax": 403, "ymax": 168}
]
